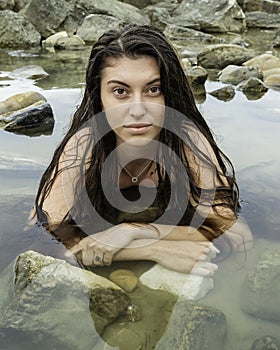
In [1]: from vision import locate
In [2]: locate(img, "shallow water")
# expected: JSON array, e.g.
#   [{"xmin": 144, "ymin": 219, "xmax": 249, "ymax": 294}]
[{"xmin": 0, "ymin": 43, "xmax": 280, "ymax": 349}]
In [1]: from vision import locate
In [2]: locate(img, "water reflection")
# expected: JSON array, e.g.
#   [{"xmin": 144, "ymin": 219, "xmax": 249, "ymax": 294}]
[{"xmin": 4, "ymin": 122, "xmax": 54, "ymax": 137}]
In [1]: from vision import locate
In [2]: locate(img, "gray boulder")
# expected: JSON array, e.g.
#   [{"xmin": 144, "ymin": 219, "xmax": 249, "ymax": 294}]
[
  {"xmin": 185, "ymin": 66, "xmax": 208, "ymax": 85},
  {"xmin": 10, "ymin": 65, "xmax": 49, "ymax": 80},
  {"xmin": 264, "ymin": 73, "xmax": 280, "ymax": 88},
  {"xmin": 143, "ymin": 1, "xmax": 181, "ymax": 30},
  {"xmin": 4, "ymin": 102, "xmax": 55, "ymax": 132},
  {"xmin": 218, "ymin": 64, "xmax": 263, "ymax": 85},
  {"xmin": 237, "ymin": 77, "xmax": 268, "ymax": 99},
  {"xmin": 0, "ymin": 0, "xmax": 14, "ymax": 10},
  {"xmin": 240, "ymin": 249, "xmax": 280, "ymax": 322},
  {"xmin": 77, "ymin": 14, "xmax": 124, "ymax": 43},
  {"xmin": 273, "ymin": 29, "xmax": 280, "ymax": 47},
  {"xmin": 251, "ymin": 335, "xmax": 280, "ymax": 350},
  {"xmin": 237, "ymin": 77, "xmax": 268, "ymax": 92},
  {"xmin": 54, "ymin": 34, "xmax": 85, "ymax": 50},
  {"xmin": 0, "ymin": 251, "xmax": 130, "ymax": 349},
  {"xmin": 163, "ymin": 24, "xmax": 221, "ymax": 46},
  {"xmin": 21, "ymin": 0, "xmax": 150, "ymax": 38},
  {"xmin": 171, "ymin": 0, "xmax": 246, "ymax": 33},
  {"xmin": 0, "ymin": 10, "xmax": 41, "ymax": 48},
  {"xmin": 197, "ymin": 44, "xmax": 255, "ymax": 69},
  {"xmin": 243, "ymin": 53, "xmax": 280, "ymax": 72},
  {"xmin": 119, "ymin": 0, "xmax": 160, "ymax": 9},
  {"xmin": 245, "ymin": 11, "xmax": 280, "ymax": 28},
  {"xmin": 0, "ymin": 91, "xmax": 47, "ymax": 116},
  {"xmin": 155, "ymin": 300, "xmax": 227, "ymax": 350},
  {"xmin": 209, "ymin": 85, "xmax": 236, "ymax": 102},
  {"xmin": 14, "ymin": 0, "xmax": 30, "ymax": 11},
  {"xmin": 241, "ymin": 0, "xmax": 280, "ymax": 13},
  {"xmin": 0, "ymin": 91, "xmax": 54, "ymax": 135}
]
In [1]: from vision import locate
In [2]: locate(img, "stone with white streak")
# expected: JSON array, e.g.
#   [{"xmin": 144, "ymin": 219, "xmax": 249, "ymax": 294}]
[{"xmin": 139, "ymin": 264, "xmax": 213, "ymax": 300}]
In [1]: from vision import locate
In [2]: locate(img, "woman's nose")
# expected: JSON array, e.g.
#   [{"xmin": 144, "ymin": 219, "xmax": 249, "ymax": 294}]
[{"xmin": 128, "ymin": 101, "xmax": 146, "ymax": 118}]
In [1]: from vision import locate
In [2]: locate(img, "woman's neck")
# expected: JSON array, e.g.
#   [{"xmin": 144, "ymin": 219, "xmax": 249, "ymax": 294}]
[{"xmin": 116, "ymin": 139, "xmax": 159, "ymax": 171}]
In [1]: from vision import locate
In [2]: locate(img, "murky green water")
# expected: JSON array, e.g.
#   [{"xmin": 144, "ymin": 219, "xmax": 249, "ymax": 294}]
[{"xmin": 0, "ymin": 37, "xmax": 280, "ymax": 349}]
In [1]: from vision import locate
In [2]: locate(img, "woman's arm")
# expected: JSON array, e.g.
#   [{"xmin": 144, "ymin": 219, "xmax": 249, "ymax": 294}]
[
  {"xmin": 67, "ymin": 235, "xmax": 219, "ymax": 275},
  {"xmin": 39, "ymin": 129, "xmax": 91, "ymax": 226},
  {"xmin": 113, "ymin": 239, "xmax": 219, "ymax": 275}
]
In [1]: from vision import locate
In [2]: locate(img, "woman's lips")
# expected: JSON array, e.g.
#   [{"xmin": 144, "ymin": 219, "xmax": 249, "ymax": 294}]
[{"xmin": 124, "ymin": 124, "xmax": 152, "ymax": 134}]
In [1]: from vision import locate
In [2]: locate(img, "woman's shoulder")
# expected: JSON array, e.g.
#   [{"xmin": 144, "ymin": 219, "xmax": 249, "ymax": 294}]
[{"xmin": 63, "ymin": 127, "xmax": 93, "ymax": 159}]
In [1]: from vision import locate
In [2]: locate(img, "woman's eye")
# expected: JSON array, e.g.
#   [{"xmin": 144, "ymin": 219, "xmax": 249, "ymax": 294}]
[
  {"xmin": 147, "ymin": 86, "xmax": 161, "ymax": 96},
  {"xmin": 113, "ymin": 88, "xmax": 127, "ymax": 97}
]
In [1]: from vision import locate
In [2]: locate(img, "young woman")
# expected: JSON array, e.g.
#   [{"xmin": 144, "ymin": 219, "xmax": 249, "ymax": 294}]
[{"xmin": 31, "ymin": 24, "xmax": 252, "ymax": 275}]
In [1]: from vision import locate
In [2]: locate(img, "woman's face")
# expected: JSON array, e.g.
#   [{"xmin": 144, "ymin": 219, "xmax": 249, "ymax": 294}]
[{"xmin": 100, "ymin": 55, "xmax": 165, "ymax": 147}]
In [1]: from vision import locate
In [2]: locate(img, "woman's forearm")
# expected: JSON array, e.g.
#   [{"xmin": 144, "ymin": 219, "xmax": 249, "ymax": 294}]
[
  {"xmin": 129, "ymin": 215, "xmax": 252, "ymax": 251},
  {"xmin": 113, "ymin": 238, "xmax": 219, "ymax": 274},
  {"xmin": 130, "ymin": 222, "xmax": 210, "ymax": 242},
  {"xmin": 113, "ymin": 239, "xmax": 156, "ymax": 261}
]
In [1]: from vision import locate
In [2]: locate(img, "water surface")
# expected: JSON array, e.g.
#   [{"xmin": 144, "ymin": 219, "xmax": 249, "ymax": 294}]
[{"xmin": 0, "ymin": 44, "xmax": 280, "ymax": 349}]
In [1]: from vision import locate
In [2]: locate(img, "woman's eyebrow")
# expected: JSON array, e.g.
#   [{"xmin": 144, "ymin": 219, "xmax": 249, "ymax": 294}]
[
  {"xmin": 107, "ymin": 80, "xmax": 129, "ymax": 87},
  {"xmin": 107, "ymin": 77, "xmax": 161, "ymax": 87}
]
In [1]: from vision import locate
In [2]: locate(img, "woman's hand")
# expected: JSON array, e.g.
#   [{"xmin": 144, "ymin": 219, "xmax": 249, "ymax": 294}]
[
  {"xmin": 146, "ymin": 240, "xmax": 220, "ymax": 276},
  {"xmin": 113, "ymin": 239, "xmax": 220, "ymax": 276},
  {"xmin": 67, "ymin": 223, "xmax": 160, "ymax": 267},
  {"xmin": 67, "ymin": 223, "xmax": 150, "ymax": 267}
]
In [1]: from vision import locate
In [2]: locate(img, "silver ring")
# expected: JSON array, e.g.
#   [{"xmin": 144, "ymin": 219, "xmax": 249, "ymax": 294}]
[{"xmin": 95, "ymin": 255, "xmax": 102, "ymax": 262}]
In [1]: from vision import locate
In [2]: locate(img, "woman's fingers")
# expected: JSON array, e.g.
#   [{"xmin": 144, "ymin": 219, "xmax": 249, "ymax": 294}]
[
  {"xmin": 65, "ymin": 238, "xmax": 114, "ymax": 267},
  {"xmin": 199, "ymin": 241, "xmax": 220, "ymax": 259},
  {"xmin": 103, "ymin": 252, "xmax": 113, "ymax": 266},
  {"xmin": 191, "ymin": 261, "xmax": 218, "ymax": 277},
  {"xmin": 93, "ymin": 250, "xmax": 104, "ymax": 266},
  {"xmin": 82, "ymin": 246, "xmax": 94, "ymax": 266}
]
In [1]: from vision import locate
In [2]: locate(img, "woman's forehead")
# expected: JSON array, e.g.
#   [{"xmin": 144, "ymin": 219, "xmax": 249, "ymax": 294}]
[{"xmin": 101, "ymin": 56, "xmax": 160, "ymax": 80}]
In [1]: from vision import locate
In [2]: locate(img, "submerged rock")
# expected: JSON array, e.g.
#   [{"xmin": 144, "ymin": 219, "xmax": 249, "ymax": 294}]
[
  {"xmin": 191, "ymin": 83, "xmax": 207, "ymax": 104},
  {"xmin": 0, "ymin": 251, "xmax": 130, "ymax": 349},
  {"xmin": 251, "ymin": 335, "xmax": 280, "ymax": 350},
  {"xmin": 10, "ymin": 65, "xmax": 49, "ymax": 80},
  {"xmin": 139, "ymin": 263, "xmax": 213, "ymax": 300},
  {"xmin": 109, "ymin": 269, "xmax": 138, "ymax": 293},
  {"xmin": 105, "ymin": 328, "xmax": 143, "ymax": 350},
  {"xmin": 155, "ymin": 300, "xmax": 227, "ymax": 350},
  {"xmin": 240, "ymin": 249, "xmax": 280, "ymax": 322}
]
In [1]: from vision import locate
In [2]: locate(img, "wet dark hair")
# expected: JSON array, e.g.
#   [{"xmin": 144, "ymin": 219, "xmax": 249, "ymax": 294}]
[{"xmin": 35, "ymin": 24, "xmax": 239, "ymax": 242}]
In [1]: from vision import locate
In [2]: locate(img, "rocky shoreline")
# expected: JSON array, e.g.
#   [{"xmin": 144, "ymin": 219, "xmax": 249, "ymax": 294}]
[
  {"xmin": 0, "ymin": 0, "xmax": 280, "ymax": 47},
  {"xmin": 1, "ymin": 0, "xmax": 280, "ymax": 134}
]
